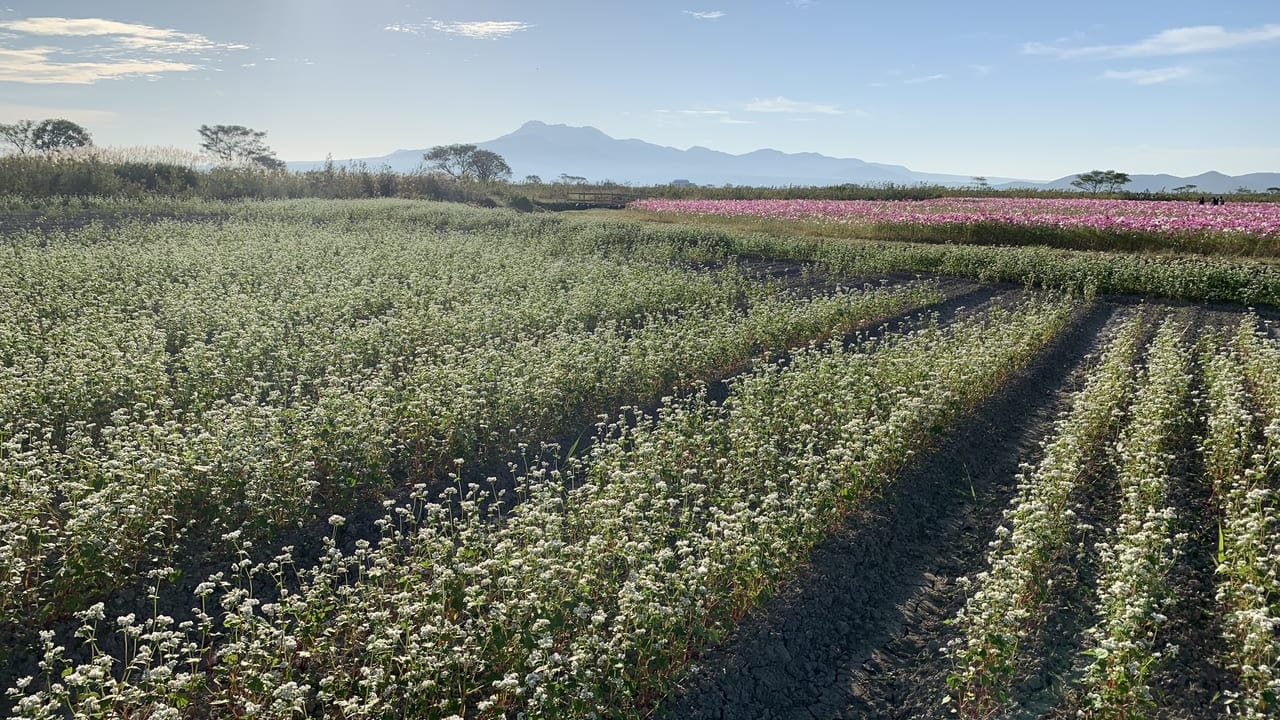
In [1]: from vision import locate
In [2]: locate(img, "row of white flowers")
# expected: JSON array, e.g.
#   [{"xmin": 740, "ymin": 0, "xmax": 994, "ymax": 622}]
[
  {"xmin": 1204, "ymin": 319, "xmax": 1280, "ymax": 719},
  {"xmin": 0, "ymin": 214, "xmax": 941, "ymax": 628},
  {"xmin": 946, "ymin": 311, "xmax": 1145, "ymax": 716},
  {"xmin": 1075, "ymin": 317, "xmax": 1192, "ymax": 719},
  {"xmin": 9, "ymin": 296, "xmax": 1073, "ymax": 718}
]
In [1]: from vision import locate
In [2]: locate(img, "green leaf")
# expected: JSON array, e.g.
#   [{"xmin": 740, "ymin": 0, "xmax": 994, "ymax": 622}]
[{"xmin": 1217, "ymin": 522, "xmax": 1226, "ymax": 567}]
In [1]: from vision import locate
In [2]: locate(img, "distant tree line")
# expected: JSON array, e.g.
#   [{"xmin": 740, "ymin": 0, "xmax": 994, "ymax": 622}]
[{"xmin": 4, "ymin": 119, "xmax": 1280, "ymax": 204}]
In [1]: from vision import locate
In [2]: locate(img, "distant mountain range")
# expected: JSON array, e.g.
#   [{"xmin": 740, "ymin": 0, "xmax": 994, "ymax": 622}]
[{"xmin": 288, "ymin": 121, "xmax": 1280, "ymax": 193}]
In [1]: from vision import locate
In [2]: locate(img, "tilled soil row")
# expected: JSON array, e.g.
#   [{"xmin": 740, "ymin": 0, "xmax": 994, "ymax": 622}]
[
  {"xmin": 1040, "ymin": 308, "xmax": 1218, "ymax": 720},
  {"xmin": 991, "ymin": 305, "xmax": 1157, "ymax": 720},
  {"xmin": 1147, "ymin": 312, "xmax": 1236, "ymax": 720},
  {"xmin": 664, "ymin": 303, "xmax": 1266, "ymax": 720},
  {"xmin": 657, "ymin": 300, "xmax": 1115, "ymax": 720}
]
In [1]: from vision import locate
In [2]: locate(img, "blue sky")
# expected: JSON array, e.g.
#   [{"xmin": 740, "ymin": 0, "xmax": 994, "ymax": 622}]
[{"xmin": 0, "ymin": 1, "xmax": 1277, "ymax": 180}]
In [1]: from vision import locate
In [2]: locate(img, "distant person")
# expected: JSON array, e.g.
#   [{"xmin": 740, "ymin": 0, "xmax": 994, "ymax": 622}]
[
  {"xmin": 1211, "ymin": 196, "xmax": 1220, "ymax": 206},
  {"xmin": 1218, "ymin": 196, "xmax": 1226, "ymax": 205},
  {"xmin": 1198, "ymin": 196, "xmax": 1206, "ymax": 205}
]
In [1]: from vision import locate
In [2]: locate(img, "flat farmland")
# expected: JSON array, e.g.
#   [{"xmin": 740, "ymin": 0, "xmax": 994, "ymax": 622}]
[
  {"xmin": 2, "ymin": 199, "xmax": 1278, "ymax": 719},
  {"xmin": 628, "ymin": 197, "xmax": 1280, "ymax": 260}
]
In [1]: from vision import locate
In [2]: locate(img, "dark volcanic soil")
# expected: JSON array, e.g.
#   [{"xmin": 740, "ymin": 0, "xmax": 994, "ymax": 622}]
[
  {"xmin": 1148, "ymin": 314, "xmax": 1236, "ymax": 720},
  {"xmin": 657, "ymin": 302, "xmax": 1117, "ymax": 720}
]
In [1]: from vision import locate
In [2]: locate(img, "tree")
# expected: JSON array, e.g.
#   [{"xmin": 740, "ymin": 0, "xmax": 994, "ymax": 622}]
[
  {"xmin": 557, "ymin": 173, "xmax": 587, "ymax": 184},
  {"xmin": 523, "ymin": 174, "xmax": 542, "ymax": 184},
  {"xmin": 1267, "ymin": 187, "xmax": 1280, "ymax": 195},
  {"xmin": 1071, "ymin": 171, "xmax": 1107, "ymax": 193},
  {"xmin": 423, "ymin": 144, "xmax": 511, "ymax": 182},
  {"xmin": 1171, "ymin": 184, "xmax": 1197, "ymax": 194},
  {"xmin": 1071, "ymin": 169, "xmax": 1130, "ymax": 193},
  {"xmin": 423, "ymin": 144, "xmax": 474, "ymax": 179},
  {"xmin": 31, "ymin": 119, "xmax": 92, "ymax": 154},
  {"xmin": 1104, "ymin": 171, "xmax": 1131, "ymax": 193},
  {"xmin": 0, "ymin": 120, "xmax": 36, "ymax": 156},
  {"xmin": 468, "ymin": 149, "xmax": 511, "ymax": 182},
  {"xmin": 198, "ymin": 124, "xmax": 284, "ymax": 170},
  {"xmin": 971, "ymin": 176, "xmax": 990, "ymax": 189}
]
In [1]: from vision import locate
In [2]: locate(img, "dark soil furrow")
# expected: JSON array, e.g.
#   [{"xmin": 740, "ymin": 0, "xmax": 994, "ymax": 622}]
[
  {"xmin": 1030, "ymin": 307, "xmax": 1164, "ymax": 720},
  {"xmin": 656, "ymin": 302, "xmax": 1115, "ymax": 720},
  {"xmin": 1004, "ymin": 311, "xmax": 1161, "ymax": 720},
  {"xmin": 1017, "ymin": 465, "xmax": 1119, "ymax": 720},
  {"xmin": 1045, "ymin": 309, "xmax": 1236, "ymax": 720},
  {"xmin": 1150, "ymin": 319, "xmax": 1236, "ymax": 719}
]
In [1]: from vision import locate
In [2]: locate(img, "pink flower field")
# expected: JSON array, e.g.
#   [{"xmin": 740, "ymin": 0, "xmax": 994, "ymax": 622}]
[{"xmin": 630, "ymin": 197, "xmax": 1280, "ymax": 238}]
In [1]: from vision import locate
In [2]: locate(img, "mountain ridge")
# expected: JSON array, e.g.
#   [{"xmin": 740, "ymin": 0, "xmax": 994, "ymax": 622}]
[{"xmin": 287, "ymin": 121, "xmax": 1280, "ymax": 193}]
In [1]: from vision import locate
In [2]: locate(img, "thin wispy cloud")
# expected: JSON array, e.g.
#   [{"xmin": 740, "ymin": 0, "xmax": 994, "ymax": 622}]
[
  {"xmin": 904, "ymin": 73, "xmax": 949, "ymax": 84},
  {"xmin": 0, "ymin": 16, "xmax": 245, "ymax": 84},
  {"xmin": 1102, "ymin": 66, "xmax": 1192, "ymax": 85},
  {"xmin": 0, "ymin": 46, "xmax": 197, "ymax": 83},
  {"xmin": 745, "ymin": 96, "xmax": 845, "ymax": 114},
  {"xmin": 719, "ymin": 116, "xmax": 755, "ymax": 125},
  {"xmin": 683, "ymin": 10, "xmax": 726, "ymax": 20},
  {"xmin": 0, "ymin": 17, "xmax": 247, "ymax": 53},
  {"xmin": 1024, "ymin": 23, "xmax": 1280, "ymax": 59},
  {"xmin": 386, "ymin": 20, "xmax": 533, "ymax": 39}
]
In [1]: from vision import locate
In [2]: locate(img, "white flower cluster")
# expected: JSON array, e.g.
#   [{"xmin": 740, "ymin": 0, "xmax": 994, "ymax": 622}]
[
  {"xmin": 1204, "ymin": 318, "xmax": 1280, "ymax": 719},
  {"xmin": 946, "ymin": 312, "xmax": 1145, "ymax": 716},
  {"xmin": 0, "ymin": 208, "xmax": 941, "ymax": 631},
  {"xmin": 9, "ymin": 294, "xmax": 1073, "ymax": 717},
  {"xmin": 1076, "ymin": 317, "xmax": 1192, "ymax": 719}
]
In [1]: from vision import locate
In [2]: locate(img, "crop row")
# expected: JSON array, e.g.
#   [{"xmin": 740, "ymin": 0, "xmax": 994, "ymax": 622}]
[
  {"xmin": 7, "ymin": 296, "xmax": 1074, "ymax": 718},
  {"xmin": 948, "ymin": 313, "xmax": 1280, "ymax": 718},
  {"xmin": 12, "ymin": 198, "xmax": 1280, "ymax": 305},
  {"xmin": 0, "ymin": 217, "xmax": 943, "ymax": 627},
  {"xmin": 947, "ymin": 311, "xmax": 1145, "ymax": 715},
  {"xmin": 1203, "ymin": 320, "xmax": 1280, "ymax": 719},
  {"xmin": 583, "ymin": 217, "xmax": 1280, "ymax": 307},
  {"xmin": 1074, "ymin": 317, "xmax": 1191, "ymax": 719},
  {"xmin": 946, "ymin": 315, "xmax": 1194, "ymax": 718}
]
